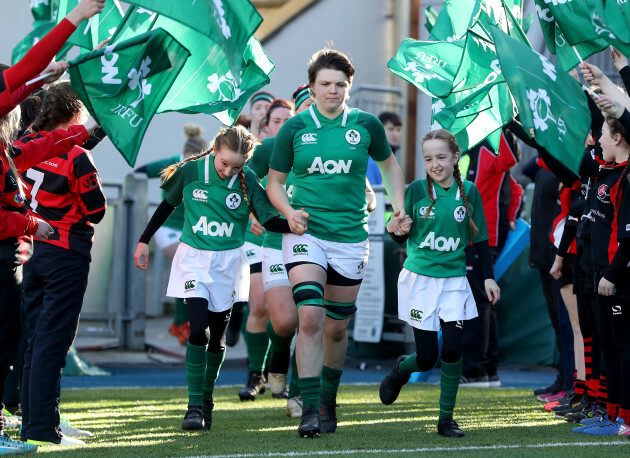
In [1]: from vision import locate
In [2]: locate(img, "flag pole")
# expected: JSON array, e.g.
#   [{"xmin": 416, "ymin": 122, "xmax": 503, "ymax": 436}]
[
  {"xmin": 572, "ymin": 46, "xmax": 584, "ymax": 64},
  {"xmin": 26, "ymin": 61, "xmax": 73, "ymax": 86},
  {"xmin": 25, "ymin": 72, "xmax": 52, "ymax": 86}
]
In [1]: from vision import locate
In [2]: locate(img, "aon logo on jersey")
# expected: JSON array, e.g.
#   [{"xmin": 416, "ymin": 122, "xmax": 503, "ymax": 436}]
[
  {"xmin": 419, "ymin": 232, "xmax": 460, "ymax": 251},
  {"xmin": 192, "ymin": 217, "xmax": 234, "ymax": 237},
  {"xmin": 307, "ymin": 157, "xmax": 352, "ymax": 174}
]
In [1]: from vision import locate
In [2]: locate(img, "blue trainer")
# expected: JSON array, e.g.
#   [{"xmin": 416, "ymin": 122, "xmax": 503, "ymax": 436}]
[
  {"xmin": 573, "ymin": 415, "xmax": 607, "ymax": 433},
  {"xmin": 0, "ymin": 432, "xmax": 36, "ymax": 453},
  {"xmin": 582, "ymin": 416, "xmax": 622, "ymax": 435}
]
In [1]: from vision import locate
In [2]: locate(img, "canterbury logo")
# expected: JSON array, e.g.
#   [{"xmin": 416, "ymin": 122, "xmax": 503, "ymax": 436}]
[
  {"xmin": 357, "ymin": 261, "xmax": 364, "ymax": 274},
  {"xmin": 292, "ymin": 244, "xmax": 308, "ymax": 254},
  {"xmin": 184, "ymin": 280, "xmax": 196, "ymax": 291},
  {"xmin": 246, "ymin": 249, "xmax": 255, "ymax": 257},
  {"xmin": 301, "ymin": 133, "xmax": 317, "ymax": 144},
  {"xmin": 269, "ymin": 264, "xmax": 284, "ymax": 273},
  {"xmin": 410, "ymin": 309, "xmax": 423, "ymax": 321},
  {"xmin": 193, "ymin": 189, "xmax": 208, "ymax": 200}
]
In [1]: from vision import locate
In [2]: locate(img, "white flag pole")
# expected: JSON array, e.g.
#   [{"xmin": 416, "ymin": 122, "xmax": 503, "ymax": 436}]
[{"xmin": 25, "ymin": 72, "xmax": 52, "ymax": 86}]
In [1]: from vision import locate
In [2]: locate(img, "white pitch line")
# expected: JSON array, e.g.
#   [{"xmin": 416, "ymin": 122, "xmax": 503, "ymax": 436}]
[{"xmin": 188, "ymin": 442, "xmax": 629, "ymax": 458}]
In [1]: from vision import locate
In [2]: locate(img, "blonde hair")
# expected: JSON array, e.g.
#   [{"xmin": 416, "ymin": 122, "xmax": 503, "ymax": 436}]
[
  {"xmin": 421, "ymin": 129, "xmax": 478, "ymax": 236},
  {"xmin": 161, "ymin": 125, "xmax": 259, "ymax": 219},
  {"xmin": 0, "ymin": 105, "xmax": 24, "ymax": 196}
]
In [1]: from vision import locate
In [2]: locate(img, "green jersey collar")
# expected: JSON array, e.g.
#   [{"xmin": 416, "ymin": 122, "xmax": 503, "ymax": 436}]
[
  {"xmin": 204, "ymin": 154, "xmax": 239, "ymax": 189},
  {"xmin": 431, "ymin": 182, "xmax": 461, "ymax": 201},
  {"xmin": 308, "ymin": 103, "xmax": 351, "ymax": 129}
]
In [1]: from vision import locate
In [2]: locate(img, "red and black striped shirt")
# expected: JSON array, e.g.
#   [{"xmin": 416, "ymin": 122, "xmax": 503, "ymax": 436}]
[{"xmin": 19, "ymin": 132, "xmax": 106, "ymax": 259}]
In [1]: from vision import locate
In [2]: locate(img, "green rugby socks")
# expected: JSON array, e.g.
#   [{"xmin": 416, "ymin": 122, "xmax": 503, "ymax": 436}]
[
  {"xmin": 320, "ymin": 366, "xmax": 343, "ymax": 403},
  {"xmin": 185, "ymin": 342, "xmax": 207, "ymax": 404},
  {"xmin": 439, "ymin": 358, "xmax": 463, "ymax": 420},
  {"xmin": 203, "ymin": 350, "xmax": 225, "ymax": 400}
]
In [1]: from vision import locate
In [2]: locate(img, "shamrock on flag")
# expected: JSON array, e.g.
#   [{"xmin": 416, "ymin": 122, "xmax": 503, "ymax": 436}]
[
  {"xmin": 68, "ymin": 29, "xmax": 190, "ymax": 166},
  {"xmin": 121, "ymin": 0, "xmax": 262, "ymax": 77},
  {"xmin": 591, "ymin": 0, "xmax": 630, "ymax": 56},
  {"xmin": 110, "ymin": 5, "xmax": 274, "ymax": 126},
  {"xmin": 489, "ymin": 25, "xmax": 590, "ymax": 175}
]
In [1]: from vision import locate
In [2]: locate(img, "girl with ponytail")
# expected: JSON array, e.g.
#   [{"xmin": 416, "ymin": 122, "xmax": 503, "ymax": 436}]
[
  {"xmin": 379, "ymin": 129, "xmax": 499, "ymax": 439},
  {"xmin": 134, "ymin": 125, "xmax": 308, "ymax": 433}
]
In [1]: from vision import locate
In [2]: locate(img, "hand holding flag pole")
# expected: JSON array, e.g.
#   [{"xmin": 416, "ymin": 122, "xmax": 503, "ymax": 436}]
[{"xmin": 26, "ymin": 61, "xmax": 71, "ymax": 85}]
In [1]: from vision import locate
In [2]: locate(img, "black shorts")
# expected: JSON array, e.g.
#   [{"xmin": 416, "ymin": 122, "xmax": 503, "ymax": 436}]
[{"xmin": 559, "ymin": 253, "xmax": 576, "ymax": 288}]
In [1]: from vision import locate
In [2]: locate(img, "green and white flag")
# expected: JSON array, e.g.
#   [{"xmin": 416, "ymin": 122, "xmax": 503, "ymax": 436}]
[
  {"xmin": 490, "ymin": 25, "xmax": 589, "ymax": 175},
  {"xmin": 55, "ymin": 0, "xmax": 123, "ymax": 51},
  {"xmin": 110, "ymin": 6, "xmax": 274, "ymax": 126},
  {"xmin": 432, "ymin": 82, "xmax": 513, "ymax": 153},
  {"xmin": 424, "ymin": 6, "xmax": 438, "ymax": 33},
  {"xmin": 591, "ymin": 0, "xmax": 630, "ymax": 56},
  {"xmin": 388, "ymin": 39, "xmax": 465, "ymax": 98},
  {"xmin": 31, "ymin": 0, "xmax": 59, "ymax": 25},
  {"xmin": 429, "ymin": 0, "xmax": 514, "ymax": 42},
  {"xmin": 452, "ymin": 28, "xmax": 504, "ymax": 93},
  {"xmin": 123, "ymin": 0, "xmax": 262, "ymax": 77},
  {"xmin": 534, "ymin": 0, "xmax": 608, "ymax": 71},
  {"xmin": 533, "ymin": 0, "xmax": 602, "ymax": 46},
  {"xmin": 68, "ymin": 29, "xmax": 190, "ymax": 166},
  {"xmin": 12, "ymin": 21, "xmax": 55, "ymax": 65}
]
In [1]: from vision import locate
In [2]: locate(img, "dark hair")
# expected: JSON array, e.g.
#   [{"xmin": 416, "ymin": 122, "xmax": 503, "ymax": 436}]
[
  {"xmin": 308, "ymin": 46, "xmax": 355, "ymax": 86},
  {"xmin": 234, "ymin": 113, "xmax": 251, "ymax": 129},
  {"xmin": 378, "ymin": 111, "xmax": 402, "ymax": 127},
  {"xmin": 421, "ymin": 129, "xmax": 478, "ymax": 236},
  {"xmin": 264, "ymin": 99, "xmax": 294, "ymax": 126},
  {"xmin": 32, "ymin": 81, "xmax": 85, "ymax": 132},
  {"xmin": 292, "ymin": 83, "xmax": 311, "ymax": 110},
  {"xmin": 18, "ymin": 87, "xmax": 45, "ymax": 137},
  {"xmin": 161, "ymin": 125, "xmax": 259, "ymax": 219},
  {"xmin": 605, "ymin": 115, "xmax": 630, "ymax": 213}
]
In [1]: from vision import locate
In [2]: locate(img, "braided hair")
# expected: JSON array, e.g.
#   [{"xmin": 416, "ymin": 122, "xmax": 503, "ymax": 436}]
[
  {"xmin": 32, "ymin": 81, "xmax": 85, "ymax": 132},
  {"xmin": 161, "ymin": 125, "xmax": 258, "ymax": 218},
  {"xmin": 421, "ymin": 129, "xmax": 478, "ymax": 236}
]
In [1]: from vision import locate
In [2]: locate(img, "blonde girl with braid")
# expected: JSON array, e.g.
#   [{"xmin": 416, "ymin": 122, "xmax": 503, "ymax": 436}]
[
  {"xmin": 379, "ymin": 129, "xmax": 500, "ymax": 439},
  {"xmin": 133, "ymin": 125, "xmax": 308, "ymax": 432}
]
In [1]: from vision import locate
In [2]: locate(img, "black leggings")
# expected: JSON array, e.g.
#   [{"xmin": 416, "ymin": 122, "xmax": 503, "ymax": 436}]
[
  {"xmin": 413, "ymin": 320, "xmax": 463, "ymax": 371},
  {"xmin": 186, "ymin": 298, "xmax": 231, "ymax": 353}
]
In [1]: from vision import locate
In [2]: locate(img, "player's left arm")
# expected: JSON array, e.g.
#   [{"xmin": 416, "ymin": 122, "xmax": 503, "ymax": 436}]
[{"xmin": 72, "ymin": 150, "xmax": 106, "ymax": 224}]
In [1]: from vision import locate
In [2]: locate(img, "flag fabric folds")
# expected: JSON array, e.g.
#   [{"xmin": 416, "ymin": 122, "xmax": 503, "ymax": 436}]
[
  {"xmin": 490, "ymin": 26, "xmax": 590, "ymax": 176},
  {"xmin": 68, "ymin": 29, "xmax": 190, "ymax": 166}
]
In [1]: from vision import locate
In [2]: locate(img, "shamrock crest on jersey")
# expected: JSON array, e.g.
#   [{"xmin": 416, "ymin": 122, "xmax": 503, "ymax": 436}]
[
  {"xmin": 345, "ymin": 129, "xmax": 361, "ymax": 145},
  {"xmin": 226, "ymin": 192, "xmax": 241, "ymax": 209},
  {"xmin": 453, "ymin": 205, "xmax": 466, "ymax": 222}
]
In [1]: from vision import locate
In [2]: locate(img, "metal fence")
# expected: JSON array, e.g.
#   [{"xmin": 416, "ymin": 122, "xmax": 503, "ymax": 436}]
[{"xmin": 79, "ymin": 174, "xmax": 150, "ymax": 350}]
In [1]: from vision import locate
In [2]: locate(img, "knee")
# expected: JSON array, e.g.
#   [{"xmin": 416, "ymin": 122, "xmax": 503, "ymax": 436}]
[
  {"xmin": 299, "ymin": 310, "xmax": 324, "ymax": 337},
  {"xmin": 189, "ymin": 326, "xmax": 209, "ymax": 347},
  {"xmin": 416, "ymin": 351, "xmax": 438, "ymax": 372},
  {"xmin": 274, "ymin": 318, "xmax": 297, "ymax": 337},
  {"xmin": 207, "ymin": 337, "xmax": 225, "ymax": 354},
  {"xmin": 248, "ymin": 302, "xmax": 268, "ymax": 321},
  {"xmin": 324, "ymin": 323, "xmax": 347, "ymax": 343},
  {"xmin": 441, "ymin": 349, "xmax": 462, "ymax": 364}
]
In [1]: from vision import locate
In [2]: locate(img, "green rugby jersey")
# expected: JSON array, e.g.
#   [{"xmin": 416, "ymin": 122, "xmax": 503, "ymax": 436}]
[
  {"xmin": 247, "ymin": 137, "xmax": 274, "ymax": 180},
  {"xmin": 144, "ymin": 154, "xmax": 185, "ymax": 231},
  {"xmin": 162, "ymin": 154, "xmax": 278, "ymax": 251},
  {"xmin": 270, "ymin": 104, "xmax": 391, "ymax": 243},
  {"xmin": 403, "ymin": 179, "xmax": 488, "ymax": 278},
  {"xmin": 261, "ymin": 171, "xmax": 294, "ymax": 251},
  {"xmin": 244, "ymin": 137, "xmax": 275, "ymax": 246}
]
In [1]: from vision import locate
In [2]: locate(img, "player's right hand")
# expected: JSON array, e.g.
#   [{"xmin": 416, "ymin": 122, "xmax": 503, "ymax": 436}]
[
  {"xmin": 34, "ymin": 219, "xmax": 54, "ymax": 240},
  {"xmin": 70, "ymin": 0, "xmax": 105, "ymax": 24},
  {"xmin": 288, "ymin": 208, "xmax": 309, "ymax": 235},
  {"xmin": 134, "ymin": 243, "xmax": 149, "ymax": 270}
]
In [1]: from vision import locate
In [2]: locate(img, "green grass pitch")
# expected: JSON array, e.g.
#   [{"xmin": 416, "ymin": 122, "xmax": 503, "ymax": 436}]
[{"xmin": 28, "ymin": 385, "xmax": 628, "ymax": 456}]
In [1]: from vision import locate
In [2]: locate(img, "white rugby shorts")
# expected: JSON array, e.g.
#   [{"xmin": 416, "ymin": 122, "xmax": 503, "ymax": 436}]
[
  {"xmin": 242, "ymin": 242, "xmax": 263, "ymax": 265},
  {"xmin": 261, "ymin": 247, "xmax": 291, "ymax": 292},
  {"xmin": 154, "ymin": 227, "xmax": 182, "ymax": 250},
  {"xmin": 167, "ymin": 243, "xmax": 249, "ymax": 312},
  {"xmin": 397, "ymin": 268, "xmax": 478, "ymax": 332},
  {"xmin": 282, "ymin": 233, "xmax": 369, "ymax": 281}
]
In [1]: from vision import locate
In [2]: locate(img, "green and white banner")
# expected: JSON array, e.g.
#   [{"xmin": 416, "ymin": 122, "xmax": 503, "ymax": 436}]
[
  {"xmin": 490, "ymin": 25, "xmax": 590, "ymax": 175},
  {"xmin": 69, "ymin": 29, "xmax": 190, "ymax": 166}
]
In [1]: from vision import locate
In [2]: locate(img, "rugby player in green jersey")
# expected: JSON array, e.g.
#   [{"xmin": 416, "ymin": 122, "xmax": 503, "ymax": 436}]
[
  {"xmin": 134, "ymin": 126, "xmax": 308, "ymax": 432},
  {"xmin": 379, "ymin": 129, "xmax": 500, "ymax": 438},
  {"xmin": 266, "ymin": 47, "xmax": 408, "ymax": 437}
]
